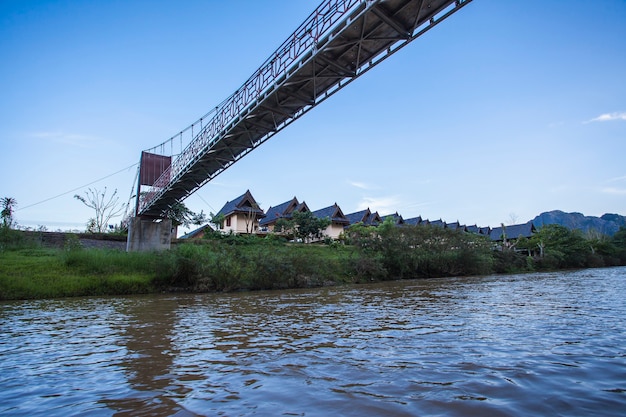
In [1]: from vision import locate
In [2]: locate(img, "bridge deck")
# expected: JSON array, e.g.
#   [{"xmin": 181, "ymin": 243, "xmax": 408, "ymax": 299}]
[{"xmin": 138, "ymin": 0, "xmax": 471, "ymax": 217}]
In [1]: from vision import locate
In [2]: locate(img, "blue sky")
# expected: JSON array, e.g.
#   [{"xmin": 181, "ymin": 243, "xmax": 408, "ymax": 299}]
[{"xmin": 1, "ymin": 0, "xmax": 625, "ymax": 235}]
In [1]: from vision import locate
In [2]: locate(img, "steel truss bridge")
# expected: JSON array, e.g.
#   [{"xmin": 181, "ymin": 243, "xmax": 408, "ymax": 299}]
[{"xmin": 136, "ymin": 0, "xmax": 473, "ymax": 217}]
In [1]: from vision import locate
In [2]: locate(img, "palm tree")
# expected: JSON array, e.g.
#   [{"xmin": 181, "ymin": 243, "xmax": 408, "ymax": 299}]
[{"xmin": 1, "ymin": 197, "xmax": 17, "ymax": 228}]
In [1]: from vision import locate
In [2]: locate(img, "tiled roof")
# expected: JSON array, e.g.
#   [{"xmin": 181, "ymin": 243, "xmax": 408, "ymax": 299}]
[
  {"xmin": 489, "ymin": 222, "xmax": 536, "ymax": 241},
  {"xmin": 259, "ymin": 197, "xmax": 299, "ymax": 226},
  {"xmin": 312, "ymin": 203, "xmax": 349, "ymax": 224},
  {"xmin": 216, "ymin": 190, "xmax": 265, "ymax": 218},
  {"xmin": 178, "ymin": 224, "xmax": 213, "ymax": 239},
  {"xmin": 345, "ymin": 208, "xmax": 371, "ymax": 225},
  {"xmin": 382, "ymin": 212, "xmax": 404, "ymax": 225},
  {"xmin": 404, "ymin": 216, "xmax": 423, "ymax": 226}
]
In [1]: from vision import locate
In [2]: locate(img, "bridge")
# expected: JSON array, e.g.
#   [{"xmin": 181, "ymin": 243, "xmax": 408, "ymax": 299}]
[{"xmin": 128, "ymin": 0, "xmax": 473, "ymax": 250}]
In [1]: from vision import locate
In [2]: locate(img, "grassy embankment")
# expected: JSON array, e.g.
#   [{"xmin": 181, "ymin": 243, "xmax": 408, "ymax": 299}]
[
  {"xmin": 0, "ymin": 232, "xmax": 362, "ymax": 300},
  {"xmin": 2, "ymin": 223, "xmax": 625, "ymax": 301}
]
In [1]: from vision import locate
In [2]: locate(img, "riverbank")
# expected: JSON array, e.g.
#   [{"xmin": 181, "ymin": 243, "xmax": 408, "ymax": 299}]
[
  {"xmin": 0, "ymin": 238, "xmax": 364, "ymax": 300},
  {"xmin": 2, "ymin": 225, "xmax": 625, "ymax": 301}
]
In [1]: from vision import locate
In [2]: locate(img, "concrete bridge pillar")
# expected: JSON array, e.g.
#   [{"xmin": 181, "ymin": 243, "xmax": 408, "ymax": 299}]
[{"xmin": 126, "ymin": 217, "xmax": 172, "ymax": 252}]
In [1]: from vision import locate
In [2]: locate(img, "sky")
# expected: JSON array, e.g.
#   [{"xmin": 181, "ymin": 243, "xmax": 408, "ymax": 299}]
[{"xmin": 1, "ymin": 0, "xmax": 625, "ymax": 236}]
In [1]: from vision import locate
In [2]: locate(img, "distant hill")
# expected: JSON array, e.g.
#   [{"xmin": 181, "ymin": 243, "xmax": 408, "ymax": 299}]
[{"xmin": 531, "ymin": 210, "xmax": 626, "ymax": 236}]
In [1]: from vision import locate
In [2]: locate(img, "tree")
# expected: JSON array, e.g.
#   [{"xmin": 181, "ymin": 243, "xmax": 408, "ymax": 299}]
[
  {"xmin": 291, "ymin": 210, "xmax": 331, "ymax": 243},
  {"xmin": 527, "ymin": 224, "xmax": 588, "ymax": 268},
  {"xmin": 242, "ymin": 202, "xmax": 261, "ymax": 234},
  {"xmin": 1, "ymin": 197, "xmax": 17, "ymax": 228},
  {"xmin": 165, "ymin": 202, "xmax": 207, "ymax": 235},
  {"xmin": 74, "ymin": 187, "xmax": 124, "ymax": 233}
]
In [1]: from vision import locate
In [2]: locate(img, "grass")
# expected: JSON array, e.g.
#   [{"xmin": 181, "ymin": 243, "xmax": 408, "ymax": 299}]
[
  {"xmin": 0, "ymin": 241, "xmax": 363, "ymax": 300},
  {"xmin": 0, "ymin": 248, "xmax": 156, "ymax": 300}
]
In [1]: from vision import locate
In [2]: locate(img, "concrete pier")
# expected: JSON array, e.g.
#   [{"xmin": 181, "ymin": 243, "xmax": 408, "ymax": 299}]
[{"xmin": 126, "ymin": 217, "xmax": 172, "ymax": 252}]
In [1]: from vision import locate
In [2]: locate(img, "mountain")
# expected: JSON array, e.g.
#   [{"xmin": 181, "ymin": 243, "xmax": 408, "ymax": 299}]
[{"xmin": 531, "ymin": 210, "xmax": 626, "ymax": 236}]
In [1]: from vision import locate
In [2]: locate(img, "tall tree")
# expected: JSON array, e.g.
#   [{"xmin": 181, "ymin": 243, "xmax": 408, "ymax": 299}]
[
  {"xmin": 74, "ymin": 187, "xmax": 124, "ymax": 233},
  {"xmin": 1, "ymin": 197, "xmax": 17, "ymax": 228},
  {"xmin": 165, "ymin": 202, "xmax": 207, "ymax": 235}
]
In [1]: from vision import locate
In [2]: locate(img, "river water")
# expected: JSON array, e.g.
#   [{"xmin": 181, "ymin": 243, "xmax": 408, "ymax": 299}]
[{"xmin": 1, "ymin": 267, "xmax": 625, "ymax": 416}]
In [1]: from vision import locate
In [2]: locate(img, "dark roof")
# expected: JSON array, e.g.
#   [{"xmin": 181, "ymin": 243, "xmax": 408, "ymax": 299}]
[
  {"xmin": 312, "ymin": 203, "xmax": 349, "ymax": 224},
  {"xmin": 428, "ymin": 219, "xmax": 445, "ymax": 228},
  {"xmin": 345, "ymin": 208, "xmax": 371, "ymax": 225},
  {"xmin": 178, "ymin": 224, "xmax": 213, "ymax": 239},
  {"xmin": 382, "ymin": 212, "xmax": 404, "ymax": 225},
  {"xmin": 259, "ymin": 198, "xmax": 310, "ymax": 226},
  {"xmin": 490, "ymin": 222, "xmax": 536, "ymax": 241},
  {"xmin": 446, "ymin": 221, "xmax": 462, "ymax": 231},
  {"xmin": 404, "ymin": 216, "xmax": 423, "ymax": 226},
  {"xmin": 367, "ymin": 211, "xmax": 382, "ymax": 226},
  {"xmin": 260, "ymin": 197, "xmax": 299, "ymax": 226},
  {"xmin": 216, "ymin": 190, "xmax": 265, "ymax": 218}
]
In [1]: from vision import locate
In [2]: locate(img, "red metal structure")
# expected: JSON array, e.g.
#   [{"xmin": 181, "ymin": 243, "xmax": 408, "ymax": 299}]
[{"xmin": 136, "ymin": 0, "xmax": 473, "ymax": 217}]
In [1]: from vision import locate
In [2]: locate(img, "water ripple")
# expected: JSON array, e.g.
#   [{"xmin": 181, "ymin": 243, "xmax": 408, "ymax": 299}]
[{"xmin": 1, "ymin": 267, "xmax": 626, "ymax": 416}]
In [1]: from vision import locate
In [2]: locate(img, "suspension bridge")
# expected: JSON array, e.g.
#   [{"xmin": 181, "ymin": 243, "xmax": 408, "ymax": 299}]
[{"xmin": 128, "ymin": 0, "xmax": 473, "ymax": 250}]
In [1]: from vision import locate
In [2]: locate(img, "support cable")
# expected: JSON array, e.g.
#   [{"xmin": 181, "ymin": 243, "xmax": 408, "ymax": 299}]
[{"xmin": 17, "ymin": 163, "xmax": 139, "ymax": 211}]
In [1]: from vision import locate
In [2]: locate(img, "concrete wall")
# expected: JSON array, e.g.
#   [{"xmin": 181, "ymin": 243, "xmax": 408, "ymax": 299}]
[{"xmin": 126, "ymin": 217, "xmax": 172, "ymax": 252}]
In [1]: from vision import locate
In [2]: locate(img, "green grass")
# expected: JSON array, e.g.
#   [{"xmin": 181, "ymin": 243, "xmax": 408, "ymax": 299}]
[{"xmin": 0, "ymin": 248, "xmax": 156, "ymax": 300}]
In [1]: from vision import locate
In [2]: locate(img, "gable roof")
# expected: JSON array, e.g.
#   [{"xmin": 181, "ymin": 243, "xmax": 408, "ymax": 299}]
[
  {"xmin": 489, "ymin": 222, "xmax": 536, "ymax": 241},
  {"xmin": 382, "ymin": 212, "xmax": 404, "ymax": 225},
  {"xmin": 404, "ymin": 216, "xmax": 423, "ymax": 226},
  {"xmin": 259, "ymin": 197, "xmax": 310, "ymax": 226},
  {"xmin": 179, "ymin": 224, "xmax": 213, "ymax": 239},
  {"xmin": 345, "ymin": 208, "xmax": 371, "ymax": 225},
  {"xmin": 312, "ymin": 203, "xmax": 349, "ymax": 224},
  {"xmin": 216, "ymin": 190, "xmax": 265, "ymax": 218}
]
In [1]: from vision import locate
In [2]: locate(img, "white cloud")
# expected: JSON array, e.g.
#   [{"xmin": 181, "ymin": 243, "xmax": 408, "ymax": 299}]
[
  {"xmin": 585, "ymin": 112, "xmax": 626, "ymax": 123},
  {"xmin": 601, "ymin": 187, "xmax": 626, "ymax": 195},
  {"xmin": 357, "ymin": 196, "xmax": 402, "ymax": 215},
  {"xmin": 348, "ymin": 180, "xmax": 369, "ymax": 190}
]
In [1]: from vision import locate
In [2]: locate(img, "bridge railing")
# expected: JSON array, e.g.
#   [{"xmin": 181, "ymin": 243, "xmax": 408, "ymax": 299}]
[{"xmin": 138, "ymin": 0, "xmax": 364, "ymax": 215}]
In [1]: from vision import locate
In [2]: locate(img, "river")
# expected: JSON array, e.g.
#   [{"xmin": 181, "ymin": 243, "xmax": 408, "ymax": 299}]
[{"xmin": 1, "ymin": 267, "xmax": 625, "ymax": 416}]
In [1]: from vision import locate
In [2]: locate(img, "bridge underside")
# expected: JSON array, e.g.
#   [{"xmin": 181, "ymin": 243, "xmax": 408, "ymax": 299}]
[{"xmin": 139, "ymin": 0, "xmax": 470, "ymax": 217}]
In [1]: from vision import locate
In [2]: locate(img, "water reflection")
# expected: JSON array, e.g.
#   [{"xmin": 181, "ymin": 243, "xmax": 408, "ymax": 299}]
[
  {"xmin": 1, "ymin": 267, "xmax": 626, "ymax": 416},
  {"xmin": 102, "ymin": 296, "xmax": 200, "ymax": 416}
]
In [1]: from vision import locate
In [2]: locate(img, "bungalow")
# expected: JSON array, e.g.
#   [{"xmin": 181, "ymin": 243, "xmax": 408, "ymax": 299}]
[
  {"xmin": 489, "ymin": 221, "xmax": 536, "ymax": 252},
  {"xmin": 178, "ymin": 224, "xmax": 214, "ymax": 240},
  {"xmin": 466, "ymin": 224, "xmax": 491, "ymax": 236},
  {"xmin": 382, "ymin": 212, "xmax": 404, "ymax": 225},
  {"xmin": 489, "ymin": 221, "xmax": 536, "ymax": 242},
  {"xmin": 311, "ymin": 203, "xmax": 350, "ymax": 240},
  {"xmin": 259, "ymin": 197, "xmax": 309, "ymax": 233},
  {"xmin": 215, "ymin": 190, "xmax": 265, "ymax": 234},
  {"xmin": 404, "ymin": 216, "xmax": 423, "ymax": 226},
  {"xmin": 345, "ymin": 208, "xmax": 382, "ymax": 227}
]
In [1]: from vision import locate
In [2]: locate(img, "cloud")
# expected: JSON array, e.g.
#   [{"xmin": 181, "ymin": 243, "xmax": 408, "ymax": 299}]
[
  {"xmin": 585, "ymin": 112, "xmax": 626, "ymax": 123},
  {"xmin": 30, "ymin": 131, "xmax": 98, "ymax": 148},
  {"xmin": 357, "ymin": 196, "xmax": 401, "ymax": 214},
  {"xmin": 601, "ymin": 187, "xmax": 626, "ymax": 195},
  {"xmin": 347, "ymin": 180, "xmax": 375, "ymax": 190}
]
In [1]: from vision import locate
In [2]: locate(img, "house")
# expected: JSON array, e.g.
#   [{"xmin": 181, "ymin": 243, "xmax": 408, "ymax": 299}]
[
  {"xmin": 382, "ymin": 212, "xmax": 404, "ymax": 225},
  {"xmin": 466, "ymin": 224, "xmax": 491, "ymax": 235},
  {"xmin": 404, "ymin": 216, "xmax": 423, "ymax": 226},
  {"xmin": 489, "ymin": 221, "xmax": 536, "ymax": 242},
  {"xmin": 445, "ymin": 221, "xmax": 463, "ymax": 231},
  {"xmin": 311, "ymin": 203, "xmax": 350, "ymax": 240},
  {"xmin": 215, "ymin": 190, "xmax": 265, "ymax": 234},
  {"xmin": 178, "ymin": 224, "xmax": 214, "ymax": 240},
  {"xmin": 345, "ymin": 208, "xmax": 382, "ymax": 227},
  {"xmin": 259, "ymin": 197, "xmax": 309, "ymax": 233}
]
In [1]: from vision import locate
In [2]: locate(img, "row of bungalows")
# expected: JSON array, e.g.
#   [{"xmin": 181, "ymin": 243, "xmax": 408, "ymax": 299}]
[{"xmin": 182, "ymin": 190, "xmax": 536, "ymax": 245}]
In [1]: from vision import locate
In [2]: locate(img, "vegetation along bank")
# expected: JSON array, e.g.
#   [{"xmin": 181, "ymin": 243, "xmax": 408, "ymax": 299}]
[{"xmin": 1, "ymin": 221, "xmax": 626, "ymax": 301}]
